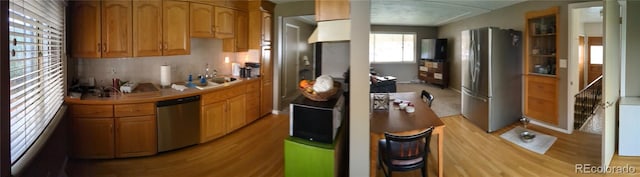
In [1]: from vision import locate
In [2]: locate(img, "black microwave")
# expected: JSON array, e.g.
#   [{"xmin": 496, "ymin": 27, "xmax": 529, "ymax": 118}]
[{"xmin": 289, "ymin": 94, "xmax": 344, "ymax": 144}]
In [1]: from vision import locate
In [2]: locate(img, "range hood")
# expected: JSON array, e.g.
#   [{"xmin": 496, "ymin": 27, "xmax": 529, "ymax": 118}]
[{"xmin": 307, "ymin": 19, "xmax": 351, "ymax": 44}]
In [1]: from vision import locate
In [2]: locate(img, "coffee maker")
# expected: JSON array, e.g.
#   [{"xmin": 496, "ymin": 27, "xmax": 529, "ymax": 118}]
[{"xmin": 245, "ymin": 62, "xmax": 260, "ymax": 77}]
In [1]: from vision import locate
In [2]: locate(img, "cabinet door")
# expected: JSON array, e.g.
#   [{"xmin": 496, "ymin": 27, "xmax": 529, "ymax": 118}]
[
  {"xmin": 260, "ymin": 46, "xmax": 273, "ymax": 116},
  {"xmin": 102, "ymin": 0, "xmax": 133, "ymax": 58},
  {"xmin": 214, "ymin": 6, "xmax": 234, "ymax": 39},
  {"xmin": 235, "ymin": 11, "xmax": 248, "ymax": 51},
  {"xmin": 246, "ymin": 81, "xmax": 261, "ymax": 123},
  {"xmin": 71, "ymin": 118, "xmax": 114, "ymax": 159},
  {"xmin": 262, "ymin": 12, "xmax": 271, "ymax": 44},
  {"xmin": 315, "ymin": 0, "xmax": 349, "ymax": 21},
  {"xmin": 227, "ymin": 94, "xmax": 247, "ymax": 133},
  {"xmin": 115, "ymin": 116, "xmax": 157, "ymax": 157},
  {"xmin": 190, "ymin": 3, "xmax": 214, "ymax": 38},
  {"xmin": 133, "ymin": 0, "xmax": 163, "ymax": 57},
  {"xmin": 71, "ymin": 1, "xmax": 101, "ymax": 58},
  {"xmin": 163, "ymin": 0, "xmax": 190, "ymax": 55},
  {"xmin": 200, "ymin": 101, "xmax": 227, "ymax": 143}
]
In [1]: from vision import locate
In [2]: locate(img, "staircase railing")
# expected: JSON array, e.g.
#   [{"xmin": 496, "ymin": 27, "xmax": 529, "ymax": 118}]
[{"xmin": 574, "ymin": 75, "xmax": 603, "ymax": 130}]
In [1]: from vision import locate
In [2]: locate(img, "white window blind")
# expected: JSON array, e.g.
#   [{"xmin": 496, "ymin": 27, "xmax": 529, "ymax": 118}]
[
  {"xmin": 9, "ymin": 0, "xmax": 65, "ymax": 164},
  {"xmin": 369, "ymin": 33, "xmax": 416, "ymax": 63}
]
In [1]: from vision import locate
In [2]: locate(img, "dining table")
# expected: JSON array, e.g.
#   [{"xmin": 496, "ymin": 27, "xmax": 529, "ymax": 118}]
[{"xmin": 370, "ymin": 92, "xmax": 446, "ymax": 177}]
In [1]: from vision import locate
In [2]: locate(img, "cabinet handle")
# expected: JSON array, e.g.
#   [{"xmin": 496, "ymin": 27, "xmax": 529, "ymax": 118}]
[
  {"xmin": 102, "ymin": 44, "xmax": 107, "ymax": 52},
  {"xmin": 97, "ymin": 43, "xmax": 101, "ymax": 52}
]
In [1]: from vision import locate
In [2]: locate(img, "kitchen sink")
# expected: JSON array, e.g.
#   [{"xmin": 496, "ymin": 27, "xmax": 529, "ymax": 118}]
[
  {"xmin": 209, "ymin": 77, "xmax": 238, "ymax": 84},
  {"xmin": 195, "ymin": 77, "xmax": 238, "ymax": 90}
]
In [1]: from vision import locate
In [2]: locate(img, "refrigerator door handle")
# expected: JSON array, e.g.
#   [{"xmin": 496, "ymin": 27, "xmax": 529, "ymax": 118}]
[{"xmin": 462, "ymin": 89, "xmax": 488, "ymax": 102}]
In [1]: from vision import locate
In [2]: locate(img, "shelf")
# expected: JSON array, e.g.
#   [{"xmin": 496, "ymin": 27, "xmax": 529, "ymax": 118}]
[
  {"xmin": 530, "ymin": 54, "xmax": 556, "ymax": 57},
  {"xmin": 527, "ymin": 72, "xmax": 557, "ymax": 78},
  {"xmin": 530, "ymin": 33, "xmax": 556, "ymax": 37}
]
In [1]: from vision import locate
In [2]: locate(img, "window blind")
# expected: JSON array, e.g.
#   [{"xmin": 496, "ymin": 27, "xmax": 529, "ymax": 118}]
[{"xmin": 8, "ymin": 0, "xmax": 65, "ymax": 164}]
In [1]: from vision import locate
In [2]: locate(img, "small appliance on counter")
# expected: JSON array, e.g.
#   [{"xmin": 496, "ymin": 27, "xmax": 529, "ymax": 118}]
[
  {"xmin": 231, "ymin": 63, "xmax": 241, "ymax": 77},
  {"xmin": 245, "ymin": 62, "xmax": 260, "ymax": 77}
]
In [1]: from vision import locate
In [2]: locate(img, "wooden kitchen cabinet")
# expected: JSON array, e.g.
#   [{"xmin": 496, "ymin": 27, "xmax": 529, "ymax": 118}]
[
  {"xmin": 201, "ymin": 101, "xmax": 227, "ymax": 143},
  {"xmin": 227, "ymin": 94, "xmax": 247, "ymax": 133},
  {"xmin": 223, "ymin": 10, "xmax": 248, "ymax": 52},
  {"xmin": 71, "ymin": 118, "xmax": 115, "ymax": 159},
  {"xmin": 71, "ymin": 1, "xmax": 102, "ymax": 58},
  {"xmin": 70, "ymin": 103, "xmax": 157, "ymax": 159},
  {"xmin": 190, "ymin": 2, "xmax": 215, "ymax": 38},
  {"xmin": 115, "ymin": 115, "xmax": 157, "ymax": 157},
  {"xmin": 163, "ymin": 0, "xmax": 190, "ymax": 55},
  {"xmin": 71, "ymin": 0, "xmax": 133, "ymax": 58},
  {"xmin": 133, "ymin": 0, "xmax": 189, "ymax": 56},
  {"xmin": 133, "ymin": 0, "xmax": 163, "ymax": 56},
  {"xmin": 214, "ymin": 6, "xmax": 235, "ymax": 39},
  {"xmin": 246, "ymin": 79, "xmax": 261, "ymax": 123},
  {"xmin": 102, "ymin": 0, "xmax": 133, "ymax": 57},
  {"xmin": 524, "ymin": 7, "xmax": 559, "ymax": 125},
  {"xmin": 262, "ymin": 12, "xmax": 272, "ymax": 45},
  {"xmin": 260, "ymin": 46, "xmax": 273, "ymax": 116},
  {"xmin": 315, "ymin": 0, "xmax": 349, "ymax": 21}
]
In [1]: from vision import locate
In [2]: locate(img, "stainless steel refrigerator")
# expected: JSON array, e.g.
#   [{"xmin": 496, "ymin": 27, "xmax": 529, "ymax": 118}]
[{"xmin": 461, "ymin": 27, "xmax": 522, "ymax": 132}]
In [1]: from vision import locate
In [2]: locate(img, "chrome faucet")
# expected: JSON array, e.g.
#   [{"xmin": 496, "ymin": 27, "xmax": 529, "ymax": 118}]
[{"xmin": 205, "ymin": 63, "xmax": 211, "ymax": 79}]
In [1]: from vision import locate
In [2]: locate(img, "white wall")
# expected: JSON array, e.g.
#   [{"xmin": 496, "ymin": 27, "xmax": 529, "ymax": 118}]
[
  {"xmin": 624, "ymin": 1, "xmax": 640, "ymax": 96},
  {"xmin": 584, "ymin": 22, "xmax": 603, "ymax": 36},
  {"xmin": 321, "ymin": 42, "xmax": 350, "ymax": 78},
  {"xmin": 350, "ymin": 1, "xmax": 371, "ymax": 176}
]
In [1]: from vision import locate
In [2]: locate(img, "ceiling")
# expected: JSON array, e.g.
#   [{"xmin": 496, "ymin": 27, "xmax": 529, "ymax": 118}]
[
  {"xmin": 371, "ymin": 0, "xmax": 525, "ymax": 26},
  {"xmin": 271, "ymin": 0, "xmax": 531, "ymax": 27}
]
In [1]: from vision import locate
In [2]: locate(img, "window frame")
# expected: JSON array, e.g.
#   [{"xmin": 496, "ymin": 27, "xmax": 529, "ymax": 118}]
[{"xmin": 369, "ymin": 32, "xmax": 417, "ymax": 64}]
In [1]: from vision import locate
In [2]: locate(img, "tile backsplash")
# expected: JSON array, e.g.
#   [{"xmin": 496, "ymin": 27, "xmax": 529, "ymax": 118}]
[{"xmin": 75, "ymin": 38, "xmax": 257, "ymax": 86}]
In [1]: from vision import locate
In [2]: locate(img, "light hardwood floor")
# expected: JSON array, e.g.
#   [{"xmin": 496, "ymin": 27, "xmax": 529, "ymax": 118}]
[{"xmin": 67, "ymin": 114, "xmax": 640, "ymax": 177}]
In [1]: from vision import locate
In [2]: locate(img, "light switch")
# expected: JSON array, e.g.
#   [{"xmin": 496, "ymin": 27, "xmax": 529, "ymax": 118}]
[{"xmin": 559, "ymin": 59, "xmax": 567, "ymax": 68}]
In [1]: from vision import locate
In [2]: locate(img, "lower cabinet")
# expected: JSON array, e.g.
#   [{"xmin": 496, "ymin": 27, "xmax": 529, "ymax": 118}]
[
  {"xmin": 71, "ymin": 118, "xmax": 115, "ymax": 159},
  {"xmin": 115, "ymin": 115, "xmax": 157, "ymax": 157},
  {"xmin": 201, "ymin": 101, "xmax": 227, "ymax": 143},
  {"xmin": 246, "ymin": 79, "xmax": 261, "ymax": 123},
  {"xmin": 70, "ymin": 103, "xmax": 157, "ymax": 159},
  {"xmin": 200, "ymin": 83, "xmax": 248, "ymax": 143}
]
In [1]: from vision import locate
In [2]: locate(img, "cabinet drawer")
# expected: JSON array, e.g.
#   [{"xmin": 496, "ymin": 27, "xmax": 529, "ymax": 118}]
[
  {"xmin": 526, "ymin": 97, "xmax": 557, "ymax": 124},
  {"xmin": 202, "ymin": 84, "xmax": 246, "ymax": 105},
  {"xmin": 246, "ymin": 80, "xmax": 261, "ymax": 92},
  {"xmin": 115, "ymin": 103, "xmax": 155, "ymax": 117},
  {"xmin": 70, "ymin": 104, "xmax": 114, "ymax": 118},
  {"xmin": 527, "ymin": 81, "xmax": 556, "ymax": 100}
]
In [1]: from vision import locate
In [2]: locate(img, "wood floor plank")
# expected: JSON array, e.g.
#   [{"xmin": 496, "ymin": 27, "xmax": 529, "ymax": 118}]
[{"xmin": 67, "ymin": 114, "xmax": 640, "ymax": 177}]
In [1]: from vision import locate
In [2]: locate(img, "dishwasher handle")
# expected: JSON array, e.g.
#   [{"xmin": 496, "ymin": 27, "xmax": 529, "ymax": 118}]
[{"xmin": 157, "ymin": 95, "xmax": 201, "ymax": 107}]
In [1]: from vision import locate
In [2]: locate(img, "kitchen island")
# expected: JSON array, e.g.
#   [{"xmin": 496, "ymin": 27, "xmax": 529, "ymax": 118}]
[{"xmin": 65, "ymin": 78, "xmax": 264, "ymax": 159}]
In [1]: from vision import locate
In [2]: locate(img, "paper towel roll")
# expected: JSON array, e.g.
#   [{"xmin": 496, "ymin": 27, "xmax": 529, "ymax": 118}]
[{"xmin": 160, "ymin": 65, "xmax": 171, "ymax": 87}]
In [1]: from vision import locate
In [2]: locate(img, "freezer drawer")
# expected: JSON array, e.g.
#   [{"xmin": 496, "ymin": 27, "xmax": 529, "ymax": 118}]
[{"xmin": 461, "ymin": 90, "xmax": 490, "ymax": 132}]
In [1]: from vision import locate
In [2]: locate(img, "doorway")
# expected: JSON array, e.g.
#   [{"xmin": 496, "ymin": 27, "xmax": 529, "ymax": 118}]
[
  {"xmin": 280, "ymin": 15, "xmax": 316, "ymax": 108},
  {"xmin": 586, "ymin": 37, "xmax": 603, "ymax": 84}
]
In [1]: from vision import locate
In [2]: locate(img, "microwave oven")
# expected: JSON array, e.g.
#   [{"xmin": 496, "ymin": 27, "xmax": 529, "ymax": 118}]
[{"xmin": 289, "ymin": 94, "xmax": 344, "ymax": 144}]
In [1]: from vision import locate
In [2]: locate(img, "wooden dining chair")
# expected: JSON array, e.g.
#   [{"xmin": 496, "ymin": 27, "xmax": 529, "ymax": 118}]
[
  {"xmin": 421, "ymin": 90, "xmax": 434, "ymax": 107},
  {"xmin": 378, "ymin": 126, "xmax": 434, "ymax": 177}
]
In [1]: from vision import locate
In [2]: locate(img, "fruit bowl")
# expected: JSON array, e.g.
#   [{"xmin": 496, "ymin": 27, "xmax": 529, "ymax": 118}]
[{"xmin": 299, "ymin": 82, "xmax": 340, "ymax": 101}]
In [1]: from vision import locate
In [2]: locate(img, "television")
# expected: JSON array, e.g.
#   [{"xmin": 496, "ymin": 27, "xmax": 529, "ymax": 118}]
[{"xmin": 421, "ymin": 38, "xmax": 447, "ymax": 61}]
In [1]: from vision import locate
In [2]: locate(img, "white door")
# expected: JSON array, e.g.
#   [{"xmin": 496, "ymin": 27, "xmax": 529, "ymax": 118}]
[
  {"xmin": 602, "ymin": 0, "xmax": 621, "ymax": 167},
  {"xmin": 283, "ymin": 24, "xmax": 300, "ymax": 100}
]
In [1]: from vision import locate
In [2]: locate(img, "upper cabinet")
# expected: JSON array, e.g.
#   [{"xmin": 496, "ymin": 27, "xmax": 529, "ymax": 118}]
[
  {"xmin": 524, "ymin": 7, "xmax": 559, "ymax": 125},
  {"xmin": 223, "ymin": 10, "xmax": 248, "ymax": 52},
  {"xmin": 262, "ymin": 12, "xmax": 271, "ymax": 45},
  {"xmin": 72, "ymin": 1, "xmax": 133, "ymax": 58},
  {"xmin": 133, "ymin": 0, "xmax": 163, "ymax": 56},
  {"xmin": 123, "ymin": 0, "xmax": 191, "ymax": 57},
  {"xmin": 315, "ymin": 0, "xmax": 349, "ymax": 21},
  {"xmin": 214, "ymin": 6, "xmax": 235, "ymax": 39},
  {"xmin": 190, "ymin": 3, "xmax": 215, "ymax": 38},
  {"xmin": 163, "ymin": 1, "xmax": 191, "ymax": 55}
]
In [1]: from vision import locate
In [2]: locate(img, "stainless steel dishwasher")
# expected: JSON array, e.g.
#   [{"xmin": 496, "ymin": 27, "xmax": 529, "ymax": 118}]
[{"xmin": 156, "ymin": 95, "xmax": 200, "ymax": 152}]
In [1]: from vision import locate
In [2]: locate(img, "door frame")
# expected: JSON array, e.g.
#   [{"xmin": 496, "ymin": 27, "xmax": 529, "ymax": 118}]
[{"xmin": 568, "ymin": 1, "xmax": 603, "ymax": 134}]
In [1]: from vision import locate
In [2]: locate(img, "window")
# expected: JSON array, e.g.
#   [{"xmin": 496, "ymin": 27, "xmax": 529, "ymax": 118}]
[
  {"xmin": 369, "ymin": 33, "xmax": 415, "ymax": 63},
  {"xmin": 9, "ymin": 0, "xmax": 65, "ymax": 164},
  {"xmin": 590, "ymin": 45, "xmax": 603, "ymax": 64}
]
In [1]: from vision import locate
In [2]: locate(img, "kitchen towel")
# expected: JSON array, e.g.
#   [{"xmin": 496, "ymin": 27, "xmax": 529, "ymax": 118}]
[{"xmin": 160, "ymin": 65, "xmax": 171, "ymax": 87}]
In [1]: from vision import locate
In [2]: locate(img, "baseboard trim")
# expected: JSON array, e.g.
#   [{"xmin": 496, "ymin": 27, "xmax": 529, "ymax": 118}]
[{"xmin": 527, "ymin": 118, "xmax": 572, "ymax": 134}]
